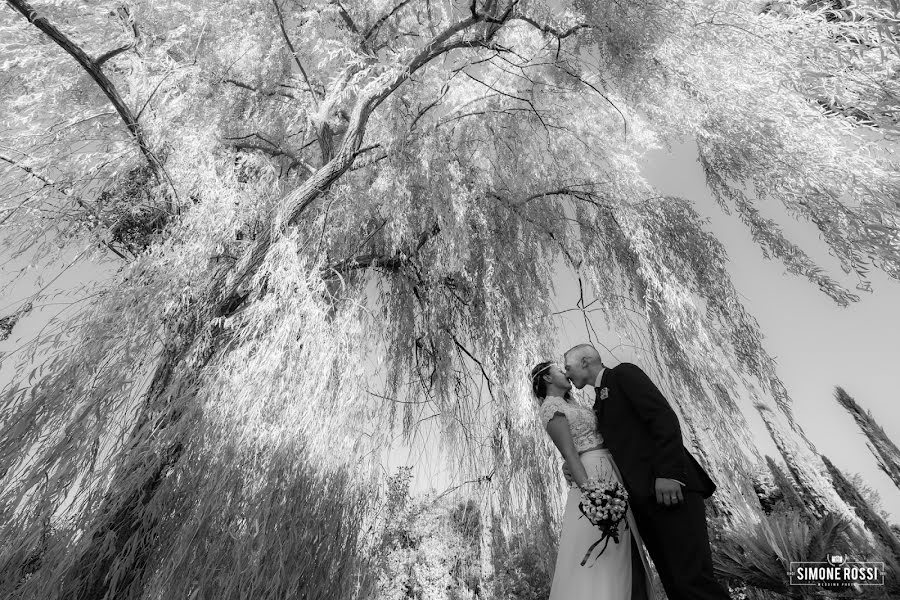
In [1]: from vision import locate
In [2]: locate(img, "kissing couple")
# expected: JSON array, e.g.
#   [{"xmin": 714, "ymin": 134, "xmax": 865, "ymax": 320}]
[{"xmin": 532, "ymin": 344, "xmax": 732, "ymax": 600}]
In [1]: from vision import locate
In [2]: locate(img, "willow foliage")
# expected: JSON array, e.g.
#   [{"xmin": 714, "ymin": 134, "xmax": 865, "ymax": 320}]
[{"xmin": 1, "ymin": 0, "xmax": 898, "ymax": 598}]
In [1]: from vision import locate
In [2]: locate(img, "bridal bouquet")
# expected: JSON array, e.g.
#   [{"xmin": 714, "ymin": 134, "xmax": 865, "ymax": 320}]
[{"xmin": 577, "ymin": 478, "xmax": 629, "ymax": 566}]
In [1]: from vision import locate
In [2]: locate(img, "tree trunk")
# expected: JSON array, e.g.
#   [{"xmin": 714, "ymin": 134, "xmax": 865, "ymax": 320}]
[
  {"xmin": 53, "ymin": 15, "xmax": 494, "ymax": 598},
  {"xmin": 478, "ymin": 501, "xmax": 495, "ymax": 598},
  {"xmin": 56, "ymin": 112, "xmax": 373, "ymax": 597}
]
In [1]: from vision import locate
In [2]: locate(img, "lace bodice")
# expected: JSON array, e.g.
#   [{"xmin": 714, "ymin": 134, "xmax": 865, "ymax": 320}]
[{"xmin": 539, "ymin": 396, "xmax": 604, "ymax": 452}]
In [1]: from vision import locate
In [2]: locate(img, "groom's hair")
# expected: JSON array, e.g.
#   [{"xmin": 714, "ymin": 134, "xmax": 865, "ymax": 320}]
[{"xmin": 564, "ymin": 343, "xmax": 601, "ymax": 364}]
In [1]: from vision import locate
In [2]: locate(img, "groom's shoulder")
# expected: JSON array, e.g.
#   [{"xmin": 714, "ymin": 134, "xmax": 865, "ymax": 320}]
[
  {"xmin": 610, "ymin": 362, "xmax": 654, "ymax": 382},
  {"xmin": 610, "ymin": 361, "xmax": 642, "ymax": 374}
]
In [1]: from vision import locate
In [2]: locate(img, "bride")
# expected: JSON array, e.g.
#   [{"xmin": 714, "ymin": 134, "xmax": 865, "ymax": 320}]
[{"xmin": 532, "ymin": 361, "xmax": 656, "ymax": 600}]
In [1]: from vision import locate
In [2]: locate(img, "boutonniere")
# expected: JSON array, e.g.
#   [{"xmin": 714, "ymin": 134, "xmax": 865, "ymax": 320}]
[{"xmin": 599, "ymin": 387, "xmax": 609, "ymax": 400}]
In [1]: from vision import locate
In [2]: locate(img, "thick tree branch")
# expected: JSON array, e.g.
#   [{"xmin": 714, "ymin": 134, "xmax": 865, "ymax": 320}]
[
  {"xmin": 330, "ymin": 0, "xmax": 360, "ymax": 35},
  {"xmin": 228, "ymin": 15, "xmax": 482, "ymax": 259},
  {"xmin": 220, "ymin": 11, "xmax": 507, "ymax": 335},
  {"xmin": 115, "ymin": 4, "xmax": 141, "ymax": 49},
  {"xmin": 7, "ymin": 0, "xmax": 168, "ymax": 189},
  {"xmin": 512, "ymin": 14, "xmax": 593, "ymax": 39},
  {"xmin": 366, "ymin": 15, "xmax": 485, "ymax": 109},
  {"xmin": 363, "ymin": 0, "xmax": 413, "ymax": 43},
  {"xmin": 7, "ymin": 1, "xmax": 145, "ymax": 155},
  {"xmin": 325, "ymin": 222, "xmax": 441, "ymax": 278},
  {"xmin": 349, "ymin": 151, "xmax": 388, "ymax": 171}
]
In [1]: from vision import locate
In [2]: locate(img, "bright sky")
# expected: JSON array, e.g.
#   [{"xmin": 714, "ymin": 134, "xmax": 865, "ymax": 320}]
[{"xmin": 640, "ymin": 141, "xmax": 900, "ymax": 522}]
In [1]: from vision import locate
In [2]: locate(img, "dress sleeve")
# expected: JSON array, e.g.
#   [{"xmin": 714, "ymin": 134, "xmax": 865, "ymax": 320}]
[{"xmin": 539, "ymin": 398, "xmax": 567, "ymax": 429}]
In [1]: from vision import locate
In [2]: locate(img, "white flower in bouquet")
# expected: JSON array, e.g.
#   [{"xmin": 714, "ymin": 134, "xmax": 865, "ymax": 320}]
[{"xmin": 576, "ymin": 478, "xmax": 630, "ymax": 566}]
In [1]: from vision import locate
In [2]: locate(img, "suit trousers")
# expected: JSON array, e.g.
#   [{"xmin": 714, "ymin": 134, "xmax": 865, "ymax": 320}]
[{"xmin": 629, "ymin": 490, "xmax": 731, "ymax": 600}]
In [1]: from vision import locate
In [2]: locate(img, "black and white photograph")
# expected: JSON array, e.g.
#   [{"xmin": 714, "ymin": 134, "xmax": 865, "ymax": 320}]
[{"xmin": 1, "ymin": 1, "xmax": 899, "ymax": 599}]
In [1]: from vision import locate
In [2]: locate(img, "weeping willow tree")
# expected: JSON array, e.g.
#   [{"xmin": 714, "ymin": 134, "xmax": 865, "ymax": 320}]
[{"xmin": 1, "ymin": 0, "xmax": 899, "ymax": 598}]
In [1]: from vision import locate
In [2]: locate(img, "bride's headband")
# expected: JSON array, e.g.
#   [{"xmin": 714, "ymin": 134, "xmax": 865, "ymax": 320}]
[{"xmin": 531, "ymin": 362, "xmax": 555, "ymax": 382}]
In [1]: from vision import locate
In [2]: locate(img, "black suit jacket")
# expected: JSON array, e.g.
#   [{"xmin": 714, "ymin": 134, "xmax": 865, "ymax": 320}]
[{"xmin": 593, "ymin": 362, "xmax": 716, "ymax": 501}]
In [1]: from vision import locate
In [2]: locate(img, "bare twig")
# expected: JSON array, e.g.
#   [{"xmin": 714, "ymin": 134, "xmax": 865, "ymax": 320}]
[
  {"xmin": 450, "ymin": 334, "xmax": 495, "ymax": 399},
  {"xmin": 271, "ymin": 0, "xmax": 319, "ymax": 106},
  {"xmin": 229, "ymin": 133, "xmax": 317, "ymax": 175},
  {"xmin": 430, "ymin": 469, "xmax": 495, "ymax": 505},
  {"xmin": 222, "ymin": 78, "xmax": 297, "ymax": 99},
  {"xmin": 0, "ymin": 153, "xmax": 127, "ymax": 258},
  {"xmin": 95, "ymin": 44, "xmax": 131, "ymax": 67},
  {"xmin": 554, "ymin": 62, "xmax": 628, "ymax": 141}
]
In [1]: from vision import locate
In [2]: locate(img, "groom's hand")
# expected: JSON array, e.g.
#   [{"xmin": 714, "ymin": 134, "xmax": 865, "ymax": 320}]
[
  {"xmin": 562, "ymin": 462, "xmax": 575, "ymax": 486},
  {"xmin": 654, "ymin": 478, "xmax": 684, "ymax": 506}
]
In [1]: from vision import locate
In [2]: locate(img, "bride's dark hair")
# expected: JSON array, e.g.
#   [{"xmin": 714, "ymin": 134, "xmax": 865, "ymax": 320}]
[{"xmin": 531, "ymin": 361, "xmax": 571, "ymax": 401}]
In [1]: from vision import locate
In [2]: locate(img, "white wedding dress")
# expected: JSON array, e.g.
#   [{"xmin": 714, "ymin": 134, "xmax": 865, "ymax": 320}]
[{"xmin": 540, "ymin": 395, "xmax": 656, "ymax": 600}]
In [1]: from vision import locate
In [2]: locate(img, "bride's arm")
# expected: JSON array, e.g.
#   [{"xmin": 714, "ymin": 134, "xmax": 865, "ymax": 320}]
[{"xmin": 545, "ymin": 414, "xmax": 591, "ymax": 488}]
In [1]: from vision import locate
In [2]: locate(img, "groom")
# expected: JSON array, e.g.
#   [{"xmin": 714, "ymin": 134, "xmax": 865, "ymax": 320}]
[{"xmin": 563, "ymin": 344, "xmax": 730, "ymax": 600}]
